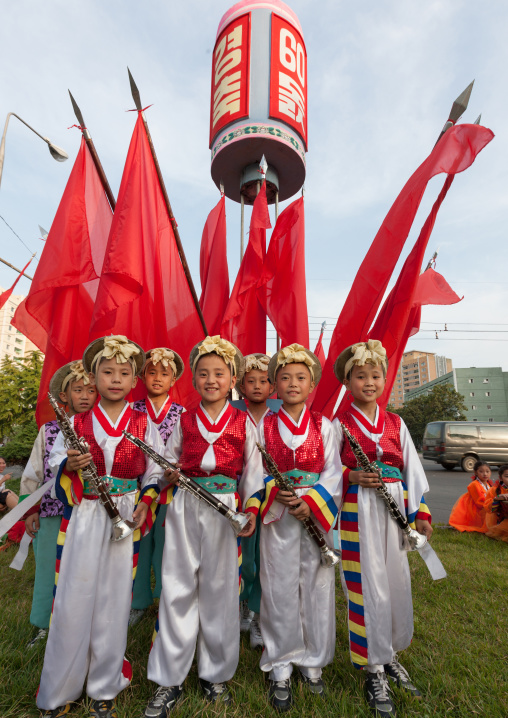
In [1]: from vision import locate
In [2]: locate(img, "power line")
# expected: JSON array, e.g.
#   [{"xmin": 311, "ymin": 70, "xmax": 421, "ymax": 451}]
[{"xmin": 0, "ymin": 214, "xmax": 36, "ymax": 255}]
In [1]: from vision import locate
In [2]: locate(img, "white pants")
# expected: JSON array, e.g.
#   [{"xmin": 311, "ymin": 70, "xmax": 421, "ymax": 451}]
[
  {"xmin": 342, "ymin": 483, "xmax": 413, "ymax": 668},
  {"xmin": 148, "ymin": 490, "xmax": 240, "ymax": 686},
  {"xmin": 37, "ymin": 494, "xmax": 136, "ymax": 710},
  {"xmin": 259, "ymin": 500, "xmax": 336, "ymax": 681}
]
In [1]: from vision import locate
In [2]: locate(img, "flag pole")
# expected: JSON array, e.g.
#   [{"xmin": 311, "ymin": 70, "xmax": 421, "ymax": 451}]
[
  {"xmin": 68, "ymin": 91, "xmax": 116, "ymax": 212},
  {"xmin": 0, "ymin": 255, "xmax": 34, "ymax": 281},
  {"xmin": 127, "ymin": 69, "xmax": 208, "ymax": 336},
  {"xmin": 434, "ymin": 80, "xmax": 474, "ymax": 146}
]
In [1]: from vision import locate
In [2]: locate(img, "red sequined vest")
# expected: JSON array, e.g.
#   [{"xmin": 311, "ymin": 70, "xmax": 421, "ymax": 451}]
[
  {"xmin": 74, "ymin": 409, "xmax": 148, "ymax": 478},
  {"xmin": 339, "ymin": 410, "xmax": 403, "ymax": 471},
  {"xmin": 263, "ymin": 411, "xmax": 325, "ymax": 473},
  {"xmin": 179, "ymin": 407, "xmax": 246, "ymax": 479}
]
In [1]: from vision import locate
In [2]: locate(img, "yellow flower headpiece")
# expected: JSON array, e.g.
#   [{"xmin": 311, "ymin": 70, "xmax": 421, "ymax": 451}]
[
  {"xmin": 192, "ymin": 335, "xmax": 239, "ymax": 375},
  {"xmin": 244, "ymin": 354, "xmax": 270, "ymax": 374},
  {"xmin": 61, "ymin": 361, "xmax": 90, "ymax": 392},
  {"xmin": 148, "ymin": 348, "xmax": 177, "ymax": 375},
  {"xmin": 90, "ymin": 335, "xmax": 141, "ymax": 373},
  {"xmin": 343, "ymin": 340, "xmax": 387, "ymax": 380},
  {"xmin": 276, "ymin": 343, "xmax": 316, "ymax": 379}
]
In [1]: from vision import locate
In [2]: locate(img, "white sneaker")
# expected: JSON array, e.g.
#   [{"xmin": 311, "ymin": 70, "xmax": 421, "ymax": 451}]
[
  {"xmin": 240, "ymin": 600, "xmax": 254, "ymax": 632},
  {"xmin": 249, "ymin": 614, "xmax": 264, "ymax": 648}
]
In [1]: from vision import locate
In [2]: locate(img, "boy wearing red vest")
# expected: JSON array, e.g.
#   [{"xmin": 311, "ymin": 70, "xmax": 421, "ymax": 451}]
[
  {"xmin": 37, "ymin": 336, "xmax": 164, "ymax": 718},
  {"xmin": 247, "ymin": 344, "xmax": 343, "ymax": 712},
  {"xmin": 130, "ymin": 347, "xmax": 185, "ymax": 625},
  {"xmin": 332, "ymin": 341, "xmax": 432, "ymax": 718},
  {"xmin": 145, "ymin": 336, "xmax": 260, "ymax": 717}
]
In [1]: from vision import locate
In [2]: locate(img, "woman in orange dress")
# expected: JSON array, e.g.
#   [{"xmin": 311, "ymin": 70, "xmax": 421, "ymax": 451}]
[
  {"xmin": 449, "ymin": 461, "xmax": 494, "ymax": 532},
  {"xmin": 485, "ymin": 464, "xmax": 508, "ymax": 543}
]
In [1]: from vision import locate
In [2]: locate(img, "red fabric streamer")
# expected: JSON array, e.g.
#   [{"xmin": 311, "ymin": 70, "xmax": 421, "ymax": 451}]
[
  {"xmin": 311, "ymin": 124, "xmax": 494, "ymax": 418},
  {"xmin": 221, "ymin": 184, "xmax": 271, "ymax": 354},
  {"xmin": 199, "ymin": 196, "xmax": 229, "ymax": 336},
  {"xmin": 12, "ymin": 137, "xmax": 112, "ymax": 425},
  {"xmin": 257, "ymin": 197, "xmax": 308, "ymax": 348},
  {"xmin": 412, "ymin": 266, "xmax": 463, "ymax": 307},
  {"xmin": 307, "ymin": 326, "xmax": 326, "ymax": 407},
  {"xmin": 89, "ymin": 114, "xmax": 205, "ymax": 409},
  {"xmin": 0, "ymin": 257, "xmax": 33, "ymax": 310}
]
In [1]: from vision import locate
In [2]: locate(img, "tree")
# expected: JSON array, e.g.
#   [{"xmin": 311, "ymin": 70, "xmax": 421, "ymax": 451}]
[
  {"xmin": 0, "ymin": 351, "xmax": 43, "ymax": 442},
  {"xmin": 393, "ymin": 383, "xmax": 467, "ymax": 449}
]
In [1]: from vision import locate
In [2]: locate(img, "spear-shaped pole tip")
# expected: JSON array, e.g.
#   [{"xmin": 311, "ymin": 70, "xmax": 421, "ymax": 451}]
[
  {"xmin": 38, "ymin": 225, "xmax": 49, "ymax": 240},
  {"xmin": 474, "ymin": 113, "xmax": 482, "ymax": 125},
  {"xmin": 321, "ymin": 320, "xmax": 327, "ymax": 332},
  {"xmin": 68, "ymin": 90, "xmax": 86, "ymax": 128},
  {"xmin": 450, "ymin": 80, "xmax": 475, "ymax": 122},
  {"xmin": 127, "ymin": 67, "xmax": 143, "ymax": 111},
  {"xmin": 259, "ymin": 154, "xmax": 268, "ymax": 178}
]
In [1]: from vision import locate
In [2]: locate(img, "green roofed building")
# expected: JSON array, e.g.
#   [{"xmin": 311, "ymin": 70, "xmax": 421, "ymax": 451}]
[{"xmin": 404, "ymin": 367, "xmax": 508, "ymax": 423}]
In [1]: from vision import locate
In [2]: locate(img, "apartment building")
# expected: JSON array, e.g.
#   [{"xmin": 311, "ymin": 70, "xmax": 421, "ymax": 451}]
[
  {"xmin": 0, "ymin": 289, "xmax": 40, "ymax": 364},
  {"xmin": 388, "ymin": 350, "xmax": 452, "ymax": 409}
]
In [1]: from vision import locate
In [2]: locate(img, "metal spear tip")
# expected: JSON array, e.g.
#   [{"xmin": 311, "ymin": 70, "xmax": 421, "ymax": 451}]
[
  {"xmin": 68, "ymin": 90, "xmax": 86, "ymax": 128},
  {"xmin": 127, "ymin": 67, "xmax": 142, "ymax": 111},
  {"xmin": 259, "ymin": 154, "xmax": 268, "ymax": 177},
  {"xmin": 38, "ymin": 225, "xmax": 48, "ymax": 240},
  {"xmin": 449, "ymin": 80, "xmax": 475, "ymax": 122},
  {"xmin": 474, "ymin": 113, "xmax": 482, "ymax": 125}
]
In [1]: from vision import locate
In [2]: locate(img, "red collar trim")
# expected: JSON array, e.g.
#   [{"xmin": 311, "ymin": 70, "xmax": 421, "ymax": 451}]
[
  {"xmin": 197, "ymin": 403, "xmax": 233, "ymax": 434},
  {"xmin": 247, "ymin": 411, "xmax": 257, "ymax": 426},
  {"xmin": 147, "ymin": 396, "xmax": 172, "ymax": 424},
  {"xmin": 93, "ymin": 403, "xmax": 132, "ymax": 437},
  {"xmin": 350, "ymin": 405, "xmax": 385, "ymax": 434},
  {"xmin": 278, "ymin": 407, "xmax": 310, "ymax": 436}
]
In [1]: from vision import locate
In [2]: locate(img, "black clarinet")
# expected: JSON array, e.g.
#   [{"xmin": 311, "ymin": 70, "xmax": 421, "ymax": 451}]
[
  {"xmin": 122, "ymin": 431, "xmax": 250, "ymax": 536},
  {"xmin": 256, "ymin": 443, "xmax": 341, "ymax": 568},
  {"xmin": 340, "ymin": 423, "xmax": 427, "ymax": 551}
]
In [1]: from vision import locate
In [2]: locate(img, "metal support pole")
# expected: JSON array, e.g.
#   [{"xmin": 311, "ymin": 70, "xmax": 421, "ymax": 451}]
[
  {"xmin": 240, "ymin": 193, "xmax": 245, "ymax": 261},
  {"xmin": 275, "ymin": 190, "xmax": 281, "ymax": 352}
]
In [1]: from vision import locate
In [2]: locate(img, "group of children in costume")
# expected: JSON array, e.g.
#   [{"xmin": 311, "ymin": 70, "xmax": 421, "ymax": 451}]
[
  {"xmin": 449, "ymin": 460, "xmax": 508, "ymax": 541},
  {"xmin": 20, "ymin": 334, "xmax": 435, "ymax": 718}
]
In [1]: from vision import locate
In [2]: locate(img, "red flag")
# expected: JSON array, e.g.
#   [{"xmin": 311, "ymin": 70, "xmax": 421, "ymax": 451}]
[
  {"xmin": 413, "ymin": 266, "xmax": 463, "ymax": 307},
  {"xmin": 12, "ymin": 138, "xmax": 112, "ymax": 425},
  {"xmin": 89, "ymin": 114, "xmax": 205, "ymax": 408},
  {"xmin": 0, "ymin": 257, "xmax": 33, "ymax": 310},
  {"xmin": 199, "ymin": 196, "xmax": 229, "ymax": 336},
  {"xmin": 307, "ymin": 325, "xmax": 326, "ymax": 407},
  {"xmin": 311, "ymin": 124, "xmax": 494, "ymax": 418},
  {"xmin": 221, "ymin": 184, "xmax": 271, "ymax": 354},
  {"xmin": 257, "ymin": 197, "xmax": 308, "ymax": 348}
]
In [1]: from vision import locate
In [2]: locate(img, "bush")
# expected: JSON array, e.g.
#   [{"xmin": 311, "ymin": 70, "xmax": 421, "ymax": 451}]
[{"xmin": 0, "ymin": 420, "xmax": 39, "ymax": 464}]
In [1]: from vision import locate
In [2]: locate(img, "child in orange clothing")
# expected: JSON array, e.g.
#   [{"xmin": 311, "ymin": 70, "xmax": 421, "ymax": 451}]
[
  {"xmin": 485, "ymin": 464, "xmax": 508, "ymax": 542},
  {"xmin": 449, "ymin": 461, "xmax": 494, "ymax": 533}
]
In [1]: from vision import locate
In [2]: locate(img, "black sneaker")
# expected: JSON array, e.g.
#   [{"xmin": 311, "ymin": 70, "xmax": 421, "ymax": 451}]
[
  {"xmin": 89, "ymin": 699, "xmax": 118, "ymax": 718},
  {"xmin": 268, "ymin": 678, "xmax": 292, "ymax": 712},
  {"xmin": 365, "ymin": 671, "xmax": 396, "ymax": 717},
  {"xmin": 384, "ymin": 657, "xmax": 422, "ymax": 697},
  {"xmin": 144, "ymin": 685, "xmax": 183, "ymax": 717},
  {"xmin": 299, "ymin": 671, "xmax": 326, "ymax": 696},
  {"xmin": 42, "ymin": 706, "xmax": 71, "ymax": 718},
  {"xmin": 199, "ymin": 679, "xmax": 231, "ymax": 704}
]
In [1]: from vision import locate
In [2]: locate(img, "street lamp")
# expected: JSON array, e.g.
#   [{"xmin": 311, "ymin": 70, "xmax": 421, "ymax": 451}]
[{"xmin": 0, "ymin": 112, "xmax": 68, "ymax": 189}]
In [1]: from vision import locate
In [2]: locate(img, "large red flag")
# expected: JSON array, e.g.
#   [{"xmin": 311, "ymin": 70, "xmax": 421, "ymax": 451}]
[
  {"xmin": 89, "ymin": 113, "xmax": 205, "ymax": 408},
  {"xmin": 307, "ymin": 324, "xmax": 326, "ymax": 407},
  {"xmin": 221, "ymin": 184, "xmax": 271, "ymax": 354},
  {"xmin": 0, "ymin": 257, "xmax": 34, "ymax": 310},
  {"xmin": 311, "ymin": 124, "xmax": 494, "ymax": 418},
  {"xmin": 199, "ymin": 196, "xmax": 229, "ymax": 336},
  {"xmin": 12, "ymin": 138, "xmax": 112, "ymax": 425},
  {"xmin": 257, "ymin": 197, "xmax": 308, "ymax": 348}
]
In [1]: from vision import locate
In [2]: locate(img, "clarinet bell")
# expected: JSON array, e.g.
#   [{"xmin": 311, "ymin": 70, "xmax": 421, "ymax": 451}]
[
  {"xmin": 228, "ymin": 511, "xmax": 251, "ymax": 537},
  {"xmin": 320, "ymin": 546, "xmax": 341, "ymax": 568},
  {"xmin": 110, "ymin": 516, "xmax": 137, "ymax": 542}
]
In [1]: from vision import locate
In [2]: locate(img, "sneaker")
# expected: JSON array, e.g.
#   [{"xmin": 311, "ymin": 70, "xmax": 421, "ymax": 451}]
[
  {"xmin": 384, "ymin": 657, "xmax": 422, "ymax": 697},
  {"xmin": 365, "ymin": 671, "xmax": 396, "ymax": 717},
  {"xmin": 249, "ymin": 614, "xmax": 264, "ymax": 649},
  {"xmin": 42, "ymin": 706, "xmax": 71, "ymax": 718},
  {"xmin": 128, "ymin": 608, "xmax": 145, "ymax": 626},
  {"xmin": 299, "ymin": 671, "xmax": 326, "ymax": 696},
  {"xmin": 240, "ymin": 600, "xmax": 254, "ymax": 632},
  {"xmin": 89, "ymin": 699, "xmax": 118, "ymax": 718},
  {"xmin": 145, "ymin": 685, "xmax": 183, "ymax": 717},
  {"xmin": 199, "ymin": 679, "xmax": 232, "ymax": 704},
  {"xmin": 27, "ymin": 628, "xmax": 48, "ymax": 648},
  {"xmin": 268, "ymin": 678, "xmax": 292, "ymax": 712}
]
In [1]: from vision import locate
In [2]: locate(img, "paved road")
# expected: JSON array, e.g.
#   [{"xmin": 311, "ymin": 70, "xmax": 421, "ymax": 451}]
[{"xmin": 419, "ymin": 456, "xmax": 473, "ymax": 524}]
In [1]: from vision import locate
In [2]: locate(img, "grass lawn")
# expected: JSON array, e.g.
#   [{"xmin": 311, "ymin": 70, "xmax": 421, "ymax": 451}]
[{"xmin": 0, "ymin": 526, "xmax": 506, "ymax": 718}]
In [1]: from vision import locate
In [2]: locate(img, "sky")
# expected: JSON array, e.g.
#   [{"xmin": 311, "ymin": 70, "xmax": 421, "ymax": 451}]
[{"xmin": 1, "ymin": 0, "xmax": 507, "ymax": 372}]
